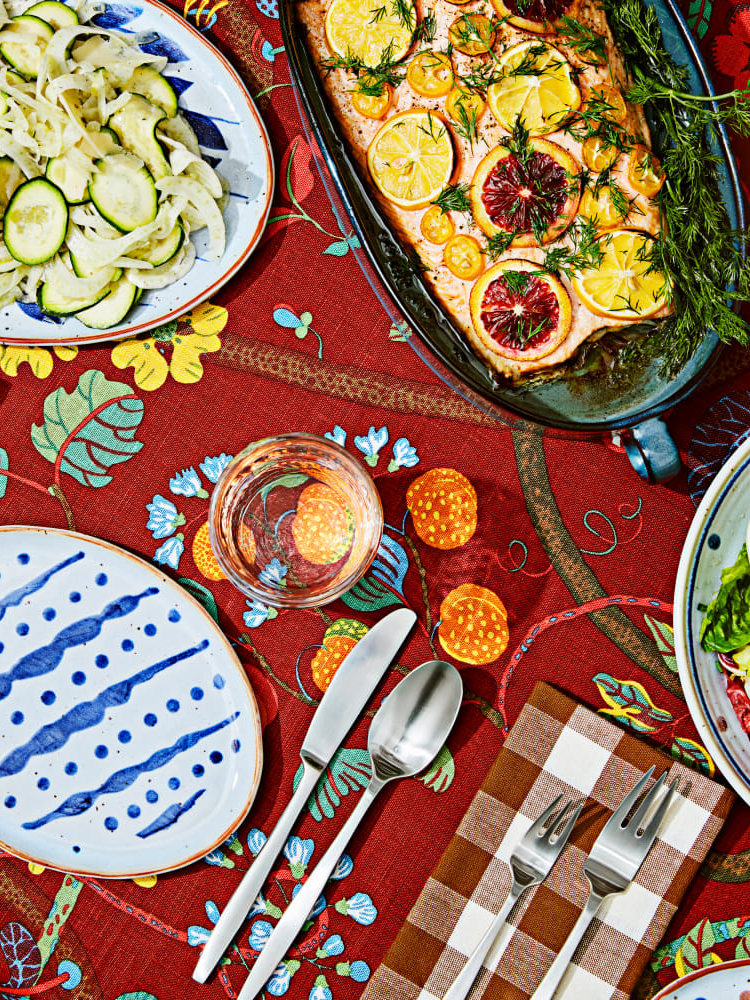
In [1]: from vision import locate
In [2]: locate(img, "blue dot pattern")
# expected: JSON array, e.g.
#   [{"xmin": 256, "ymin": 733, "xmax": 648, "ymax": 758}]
[
  {"xmin": 146, "ymin": 789, "xmax": 158, "ymax": 804},
  {"xmin": 43, "ymin": 607, "xmax": 56, "ymax": 621},
  {"xmin": 145, "ymin": 624, "xmax": 157, "ymax": 636},
  {"xmin": 41, "ymin": 690, "xmax": 56, "ymax": 705},
  {"xmin": 16, "ymin": 623, "xmax": 29, "ymax": 636},
  {"xmin": 95, "ymin": 654, "xmax": 109, "ymax": 668},
  {"xmin": 72, "ymin": 671, "xmax": 86, "ymax": 686},
  {"xmin": 190, "ymin": 687, "xmax": 204, "ymax": 701},
  {"xmin": 708, "ymin": 533, "xmax": 721, "ymax": 550},
  {"xmin": 96, "ymin": 573, "xmax": 108, "ymax": 586},
  {"xmin": 11, "ymin": 711, "xmax": 23, "ymax": 725},
  {"xmin": 144, "ymin": 713, "xmax": 157, "ymax": 727}
]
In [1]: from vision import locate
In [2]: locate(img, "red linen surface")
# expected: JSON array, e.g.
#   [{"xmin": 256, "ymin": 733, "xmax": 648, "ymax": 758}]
[{"xmin": 0, "ymin": 1, "xmax": 747, "ymax": 999}]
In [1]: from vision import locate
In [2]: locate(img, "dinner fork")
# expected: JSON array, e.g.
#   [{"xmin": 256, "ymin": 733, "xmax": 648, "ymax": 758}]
[
  {"xmin": 443, "ymin": 795, "xmax": 584, "ymax": 1000},
  {"xmin": 530, "ymin": 766, "xmax": 678, "ymax": 1000}
]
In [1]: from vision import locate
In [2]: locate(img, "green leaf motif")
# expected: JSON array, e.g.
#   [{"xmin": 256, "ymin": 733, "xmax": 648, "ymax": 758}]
[
  {"xmin": 671, "ymin": 735, "xmax": 714, "ymax": 776},
  {"xmin": 177, "ymin": 577, "xmax": 220, "ymax": 623},
  {"xmin": 421, "ymin": 744, "xmax": 455, "ymax": 793},
  {"xmin": 736, "ymin": 935, "xmax": 750, "ymax": 960},
  {"xmin": 294, "ymin": 747, "xmax": 371, "ymax": 820},
  {"xmin": 644, "ymin": 614, "xmax": 678, "ymax": 672},
  {"xmin": 31, "ymin": 370, "xmax": 143, "ymax": 487},
  {"xmin": 324, "ymin": 239, "xmax": 351, "ymax": 256},
  {"xmin": 342, "ymin": 575, "xmax": 403, "ymax": 612},
  {"xmin": 677, "ymin": 917, "xmax": 718, "ymax": 973},
  {"xmin": 0, "ymin": 447, "xmax": 7, "ymax": 499},
  {"xmin": 687, "ymin": 0, "xmax": 712, "ymax": 37},
  {"xmin": 260, "ymin": 473, "xmax": 308, "ymax": 501}
]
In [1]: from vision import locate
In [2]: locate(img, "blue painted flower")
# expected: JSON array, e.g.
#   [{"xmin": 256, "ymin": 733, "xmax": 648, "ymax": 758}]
[
  {"xmin": 273, "ymin": 306, "xmax": 301, "ymax": 328},
  {"xmin": 187, "ymin": 923, "xmax": 211, "ymax": 946},
  {"xmin": 266, "ymin": 959, "xmax": 299, "ymax": 996},
  {"xmin": 284, "ymin": 836, "xmax": 314, "ymax": 878},
  {"xmin": 146, "ymin": 494, "xmax": 185, "ymax": 538},
  {"xmin": 349, "ymin": 960, "xmax": 370, "ymax": 982},
  {"xmin": 203, "ymin": 847, "xmax": 235, "ymax": 868},
  {"xmin": 389, "ymin": 437, "xmax": 419, "ymax": 471},
  {"xmin": 249, "ymin": 919, "xmax": 273, "ymax": 951},
  {"xmin": 170, "ymin": 466, "xmax": 208, "ymax": 497},
  {"xmin": 247, "ymin": 828, "xmax": 267, "ymax": 855},
  {"xmin": 259, "ymin": 558, "xmax": 287, "ymax": 587},
  {"xmin": 335, "ymin": 892, "xmax": 377, "ymax": 925},
  {"xmin": 154, "ymin": 535, "xmax": 184, "ymax": 569},
  {"xmin": 331, "ymin": 855, "xmax": 353, "ymax": 880},
  {"xmin": 247, "ymin": 892, "xmax": 267, "ymax": 920},
  {"xmin": 309, "ymin": 976, "xmax": 333, "ymax": 1000},
  {"xmin": 200, "ymin": 453, "xmax": 233, "ymax": 483},
  {"xmin": 324, "ymin": 425, "xmax": 346, "ymax": 446},
  {"xmin": 354, "ymin": 426, "xmax": 388, "ymax": 467},
  {"xmin": 318, "ymin": 934, "xmax": 344, "ymax": 957},
  {"xmin": 244, "ymin": 599, "xmax": 272, "ymax": 628}
]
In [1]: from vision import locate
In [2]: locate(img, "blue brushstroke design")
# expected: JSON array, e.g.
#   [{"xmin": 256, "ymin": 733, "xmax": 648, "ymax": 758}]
[
  {"xmin": 18, "ymin": 302, "xmax": 64, "ymax": 324},
  {"xmin": 165, "ymin": 75, "xmax": 192, "ymax": 97},
  {"xmin": 90, "ymin": 3, "xmax": 143, "ymax": 30},
  {"xmin": 0, "ymin": 587, "xmax": 158, "ymax": 701},
  {"xmin": 0, "ymin": 640, "xmax": 210, "ymax": 777},
  {"xmin": 139, "ymin": 36, "xmax": 188, "ymax": 61},
  {"xmin": 0, "ymin": 551, "xmax": 85, "ymax": 621},
  {"xmin": 23, "ymin": 713, "xmax": 240, "ymax": 829},
  {"xmin": 137, "ymin": 788, "xmax": 206, "ymax": 838},
  {"xmin": 182, "ymin": 110, "xmax": 228, "ymax": 150}
]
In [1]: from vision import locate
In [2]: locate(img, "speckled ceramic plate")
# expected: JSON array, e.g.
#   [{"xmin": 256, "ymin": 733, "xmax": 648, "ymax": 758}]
[
  {"xmin": 653, "ymin": 959, "xmax": 750, "ymax": 1000},
  {"xmin": 0, "ymin": 0, "xmax": 273, "ymax": 347},
  {"xmin": 0, "ymin": 526, "xmax": 263, "ymax": 878},
  {"xmin": 674, "ymin": 437, "xmax": 750, "ymax": 806}
]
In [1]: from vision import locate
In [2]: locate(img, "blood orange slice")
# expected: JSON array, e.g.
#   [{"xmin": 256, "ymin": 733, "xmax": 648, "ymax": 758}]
[
  {"xmin": 470, "ymin": 137, "xmax": 580, "ymax": 246},
  {"xmin": 491, "ymin": 0, "xmax": 579, "ymax": 32},
  {"xmin": 469, "ymin": 259, "xmax": 571, "ymax": 361}
]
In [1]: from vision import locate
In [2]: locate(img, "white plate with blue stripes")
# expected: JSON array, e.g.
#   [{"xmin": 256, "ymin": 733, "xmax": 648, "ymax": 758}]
[{"xmin": 0, "ymin": 525, "xmax": 263, "ymax": 877}]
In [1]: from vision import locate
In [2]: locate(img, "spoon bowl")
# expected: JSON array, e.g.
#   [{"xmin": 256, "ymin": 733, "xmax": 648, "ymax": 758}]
[{"xmin": 237, "ymin": 658, "xmax": 463, "ymax": 1000}]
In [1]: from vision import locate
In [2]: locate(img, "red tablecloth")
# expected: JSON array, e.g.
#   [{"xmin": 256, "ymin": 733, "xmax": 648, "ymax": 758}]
[{"xmin": 0, "ymin": 1, "xmax": 748, "ymax": 998}]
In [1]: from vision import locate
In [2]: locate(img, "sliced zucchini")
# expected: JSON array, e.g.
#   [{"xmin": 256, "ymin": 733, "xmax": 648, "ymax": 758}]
[
  {"xmin": 89, "ymin": 152, "xmax": 158, "ymax": 232},
  {"xmin": 25, "ymin": 0, "xmax": 79, "ymax": 29},
  {"xmin": 38, "ymin": 269, "xmax": 111, "ymax": 316},
  {"xmin": 0, "ymin": 157, "xmax": 23, "ymax": 214},
  {"xmin": 75, "ymin": 276, "xmax": 138, "ymax": 328},
  {"xmin": 125, "ymin": 66, "xmax": 178, "ymax": 118},
  {"xmin": 108, "ymin": 94, "xmax": 170, "ymax": 180},
  {"xmin": 0, "ymin": 14, "xmax": 54, "ymax": 79},
  {"xmin": 45, "ymin": 145, "xmax": 93, "ymax": 204},
  {"xmin": 4, "ymin": 177, "xmax": 68, "ymax": 265},
  {"xmin": 127, "ymin": 221, "xmax": 183, "ymax": 266}
]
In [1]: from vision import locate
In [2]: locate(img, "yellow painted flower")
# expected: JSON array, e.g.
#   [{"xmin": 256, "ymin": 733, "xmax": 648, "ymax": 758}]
[
  {"xmin": 111, "ymin": 302, "xmax": 227, "ymax": 390},
  {"xmin": 0, "ymin": 344, "xmax": 78, "ymax": 378}
]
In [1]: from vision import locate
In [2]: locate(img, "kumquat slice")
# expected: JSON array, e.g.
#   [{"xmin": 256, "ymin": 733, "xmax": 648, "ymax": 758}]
[
  {"xmin": 444, "ymin": 234, "xmax": 484, "ymax": 279},
  {"xmin": 406, "ymin": 50, "xmax": 454, "ymax": 98},
  {"xmin": 420, "ymin": 203, "xmax": 456, "ymax": 244}
]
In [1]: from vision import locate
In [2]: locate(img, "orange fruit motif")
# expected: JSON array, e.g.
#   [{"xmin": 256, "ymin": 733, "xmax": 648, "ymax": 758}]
[
  {"xmin": 438, "ymin": 583, "xmax": 509, "ymax": 664},
  {"xmin": 192, "ymin": 521, "xmax": 226, "ymax": 581},
  {"xmin": 291, "ymin": 483, "xmax": 354, "ymax": 565},
  {"xmin": 406, "ymin": 468, "xmax": 477, "ymax": 549},
  {"xmin": 311, "ymin": 619, "xmax": 369, "ymax": 691}
]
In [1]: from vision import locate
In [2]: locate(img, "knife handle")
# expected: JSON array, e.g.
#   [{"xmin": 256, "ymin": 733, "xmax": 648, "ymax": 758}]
[
  {"xmin": 192, "ymin": 760, "xmax": 322, "ymax": 983},
  {"xmin": 237, "ymin": 777, "xmax": 384, "ymax": 1000}
]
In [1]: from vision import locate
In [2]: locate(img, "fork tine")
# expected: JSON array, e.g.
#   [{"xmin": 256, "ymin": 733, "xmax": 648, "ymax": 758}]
[
  {"xmin": 550, "ymin": 799, "xmax": 585, "ymax": 844},
  {"xmin": 609, "ymin": 764, "xmax": 655, "ymax": 826},
  {"xmin": 627, "ymin": 770, "xmax": 669, "ymax": 831},
  {"xmin": 642, "ymin": 778, "xmax": 678, "ymax": 841},
  {"xmin": 529, "ymin": 794, "xmax": 564, "ymax": 835}
]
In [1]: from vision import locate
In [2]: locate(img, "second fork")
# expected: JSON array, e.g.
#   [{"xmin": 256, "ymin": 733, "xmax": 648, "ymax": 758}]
[{"xmin": 443, "ymin": 795, "xmax": 582, "ymax": 1000}]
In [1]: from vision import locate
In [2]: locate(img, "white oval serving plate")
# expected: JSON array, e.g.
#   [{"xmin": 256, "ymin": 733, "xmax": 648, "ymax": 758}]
[
  {"xmin": 0, "ymin": 0, "xmax": 274, "ymax": 346},
  {"xmin": 653, "ymin": 958, "xmax": 750, "ymax": 1000},
  {"xmin": 0, "ymin": 525, "xmax": 263, "ymax": 877},
  {"xmin": 674, "ymin": 436, "xmax": 750, "ymax": 806}
]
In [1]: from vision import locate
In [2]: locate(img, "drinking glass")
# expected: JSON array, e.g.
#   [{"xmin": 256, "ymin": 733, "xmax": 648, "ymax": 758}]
[{"xmin": 208, "ymin": 433, "xmax": 383, "ymax": 608}]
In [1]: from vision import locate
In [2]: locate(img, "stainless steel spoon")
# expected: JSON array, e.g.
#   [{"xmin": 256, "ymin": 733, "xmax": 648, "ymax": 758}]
[{"xmin": 236, "ymin": 658, "xmax": 464, "ymax": 1000}]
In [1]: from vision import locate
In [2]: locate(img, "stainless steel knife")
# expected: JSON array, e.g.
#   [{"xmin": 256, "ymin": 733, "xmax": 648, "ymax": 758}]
[{"xmin": 192, "ymin": 605, "xmax": 417, "ymax": 983}]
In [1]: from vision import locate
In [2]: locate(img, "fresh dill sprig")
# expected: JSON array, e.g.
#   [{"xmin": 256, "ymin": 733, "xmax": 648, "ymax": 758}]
[
  {"xmin": 449, "ymin": 91, "xmax": 483, "ymax": 148},
  {"xmin": 390, "ymin": 0, "xmax": 415, "ymax": 32},
  {"xmin": 412, "ymin": 10, "xmax": 437, "ymax": 43},
  {"xmin": 431, "ymin": 182, "xmax": 472, "ymax": 215},
  {"xmin": 486, "ymin": 231, "xmax": 515, "ymax": 260},
  {"xmin": 542, "ymin": 217, "xmax": 605, "ymax": 277},
  {"xmin": 555, "ymin": 14, "xmax": 608, "ymax": 64},
  {"xmin": 602, "ymin": 0, "xmax": 750, "ymax": 373},
  {"xmin": 321, "ymin": 41, "xmax": 404, "ymax": 95}
]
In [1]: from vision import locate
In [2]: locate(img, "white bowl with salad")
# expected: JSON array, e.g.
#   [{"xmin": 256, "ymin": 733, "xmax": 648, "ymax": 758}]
[
  {"xmin": 674, "ymin": 435, "xmax": 750, "ymax": 805},
  {"xmin": 0, "ymin": 0, "xmax": 273, "ymax": 344}
]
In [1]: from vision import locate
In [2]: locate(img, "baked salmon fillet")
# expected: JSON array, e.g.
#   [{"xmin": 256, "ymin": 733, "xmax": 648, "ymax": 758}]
[{"xmin": 296, "ymin": 0, "xmax": 674, "ymax": 384}]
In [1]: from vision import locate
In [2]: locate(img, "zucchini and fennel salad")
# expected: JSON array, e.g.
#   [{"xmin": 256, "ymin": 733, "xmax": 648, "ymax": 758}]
[
  {"xmin": 700, "ymin": 519, "xmax": 750, "ymax": 737},
  {"xmin": 0, "ymin": 0, "xmax": 226, "ymax": 330}
]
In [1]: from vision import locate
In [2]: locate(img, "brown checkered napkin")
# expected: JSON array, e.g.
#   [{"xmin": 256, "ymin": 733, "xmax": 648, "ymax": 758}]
[{"xmin": 363, "ymin": 682, "xmax": 736, "ymax": 1000}]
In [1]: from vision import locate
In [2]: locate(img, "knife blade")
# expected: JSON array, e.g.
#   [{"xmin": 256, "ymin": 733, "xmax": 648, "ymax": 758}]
[{"xmin": 192, "ymin": 605, "xmax": 417, "ymax": 983}]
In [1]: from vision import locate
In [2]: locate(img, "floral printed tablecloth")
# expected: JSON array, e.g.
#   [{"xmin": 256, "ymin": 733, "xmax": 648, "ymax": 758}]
[{"xmin": 0, "ymin": 1, "xmax": 748, "ymax": 999}]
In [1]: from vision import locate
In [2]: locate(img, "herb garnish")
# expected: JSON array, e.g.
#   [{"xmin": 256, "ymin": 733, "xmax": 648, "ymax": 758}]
[{"xmin": 432, "ymin": 183, "xmax": 472, "ymax": 215}]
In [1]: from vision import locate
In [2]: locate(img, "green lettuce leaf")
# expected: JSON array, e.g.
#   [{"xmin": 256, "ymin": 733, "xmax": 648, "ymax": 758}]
[{"xmin": 700, "ymin": 544, "xmax": 750, "ymax": 652}]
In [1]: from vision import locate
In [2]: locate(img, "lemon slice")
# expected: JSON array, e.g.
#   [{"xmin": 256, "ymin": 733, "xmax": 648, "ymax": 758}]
[
  {"xmin": 367, "ymin": 109, "xmax": 454, "ymax": 209},
  {"xmin": 324, "ymin": 0, "xmax": 415, "ymax": 68},
  {"xmin": 487, "ymin": 41, "xmax": 580, "ymax": 134},
  {"xmin": 572, "ymin": 229, "xmax": 671, "ymax": 319}
]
